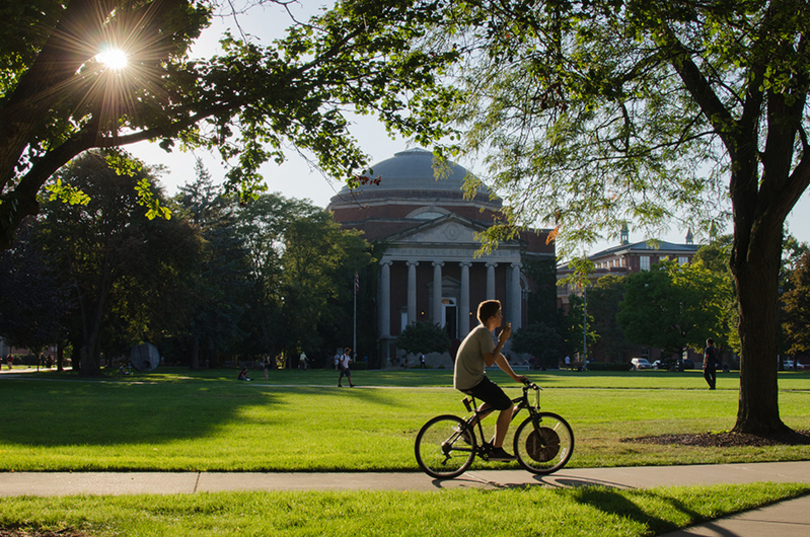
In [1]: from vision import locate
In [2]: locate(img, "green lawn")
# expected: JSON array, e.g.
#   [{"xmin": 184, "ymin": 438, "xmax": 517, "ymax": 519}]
[
  {"xmin": 1, "ymin": 367, "xmax": 808, "ymax": 471},
  {"xmin": 2, "ymin": 368, "xmax": 809, "ymax": 537},
  {"xmin": 1, "ymin": 483, "xmax": 809, "ymax": 537}
]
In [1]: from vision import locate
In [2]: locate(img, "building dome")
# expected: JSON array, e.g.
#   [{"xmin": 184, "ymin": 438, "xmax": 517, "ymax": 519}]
[{"xmin": 328, "ymin": 148, "xmax": 498, "ymax": 210}]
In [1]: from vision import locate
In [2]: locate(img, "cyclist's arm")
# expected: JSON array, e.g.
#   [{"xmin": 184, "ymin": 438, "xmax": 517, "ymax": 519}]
[
  {"xmin": 483, "ymin": 323, "xmax": 511, "ymax": 367},
  {"xmin": 483, "ymin": 340, "xmax": 506, "ymax": 367},
  {"xmin": 495, "ymin": 353, "xmax": 526, "ymax": 383}
]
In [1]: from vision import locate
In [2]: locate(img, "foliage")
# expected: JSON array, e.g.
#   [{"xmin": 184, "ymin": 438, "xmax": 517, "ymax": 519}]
[
  {"xmin": 692, "ymin": 239, "xmax": 739, "ymax": 354},
  {"xmin": 617, "ymin": 260, "xmax": 726, "ymax": 356},
  {"xmin": 37, "ymin": 151, "xmax": 202, "ymax": 374},
  {"xmin": 0, "ymin": 220, "xmax": 71, "ymax": 351},
  {"xmin": 510, "ymin": 322, "xmax": 563, "ymax": 368},
  {"xmin": 586, "ymin": 275, "xmax": 631, "ymax": 362},
  {"xmin": 396, "ymin": 321, "xmax": 451, "ymax": 357},
  {"xmin": 172, "ymin": 160, "xmax": 250, "ymax": 368},
  {"xmin": 408, "ymin": 0, "xmax": 810, "ymax": 433},
  {"xmin": 0, "ymin": 0, "xmax": 459, "ymax": 250},
  {"xmin": 233, "ymin": 192, "xmax": 373, "ymax": 362},
  {"xmin": 782, "ymin": 251, "xmax": 810, "ymax": 355},
  {"xmin": 566, "ymin": 292, "xmax": 598, "ymax": 359}
]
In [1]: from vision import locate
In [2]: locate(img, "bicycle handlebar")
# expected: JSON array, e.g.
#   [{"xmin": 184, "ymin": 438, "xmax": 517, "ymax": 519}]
[{"xmin": 521, "ymin": 378, "xmax": 540, "ymax": 390}]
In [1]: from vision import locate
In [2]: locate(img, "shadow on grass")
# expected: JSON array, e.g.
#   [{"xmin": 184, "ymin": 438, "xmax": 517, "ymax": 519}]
[
  {"xmin": 567, "ymin": 487, "xmax": 701, "ymax": 535},
  {"xmin": 0, "ymin": 376, "xmax": 286, "ymax": 447}
]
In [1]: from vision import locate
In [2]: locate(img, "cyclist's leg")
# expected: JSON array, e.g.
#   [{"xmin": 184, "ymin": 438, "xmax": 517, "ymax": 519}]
[
  {"xmin": 494, "ymin": 403, "xmax": 515, "ymax": 448},
  {"xmin": 464, "ymin": 377, "xmax": 513, "ymax": 449}
]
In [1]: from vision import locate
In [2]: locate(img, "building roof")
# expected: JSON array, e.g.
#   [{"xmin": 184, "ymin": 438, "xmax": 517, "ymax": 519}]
[
  {"xmin": 589, "ymin": 240, "xmax": 700, "ymax": 260},
  {"xmin": 327, "ymin": 148, "xmax": 498, "ymax": 210}
]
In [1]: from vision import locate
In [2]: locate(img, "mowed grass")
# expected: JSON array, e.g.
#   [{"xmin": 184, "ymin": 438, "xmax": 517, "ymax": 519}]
[
  {"xmin": 1, "ymin": 367, "xmax": 809, "ymax": 471},
  {"xmin": 1, "ymin": 483, "xmax": 809, "ymax": 537},
  {"xmin": 2, "ymin": 368, "xmax": 810, "ymax": 537}
]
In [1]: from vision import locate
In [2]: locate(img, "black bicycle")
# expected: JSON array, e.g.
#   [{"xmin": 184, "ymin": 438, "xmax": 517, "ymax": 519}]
[{"xmin": 414, "ymin": 380, "xmax": 574, "ymax": 479}]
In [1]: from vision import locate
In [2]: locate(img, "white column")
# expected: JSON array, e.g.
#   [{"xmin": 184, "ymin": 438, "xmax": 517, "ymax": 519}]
[
  {"xmin": 406, "ymin": 260, "xmax": 419, "ymax": 326},
  {"xmin": 486, "ymin": 262, "xmax": 498, "ymax": 300},
  {"xmin": 510, "ymin": 262, "xmax": 523, "ymax": 331},
  {"xmin": 459, "ymin": 261, "xmax": 472, "ymax": 338},
  {"xmin": 432, "ymin": 261, "xmax": 444, "ymax": 326},
  {"xmin": 379, "ymin": 260, "xmax": 392, "ymax": 337}
]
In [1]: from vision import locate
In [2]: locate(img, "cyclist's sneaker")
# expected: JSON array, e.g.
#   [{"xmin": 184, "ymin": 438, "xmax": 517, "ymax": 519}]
[{"xmin": 487, "ymin": 447, "xmax": 517, "ymax": 462}]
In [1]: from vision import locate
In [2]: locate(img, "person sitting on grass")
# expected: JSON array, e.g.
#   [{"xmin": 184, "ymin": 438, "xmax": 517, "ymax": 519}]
[
  {"xmin": 454, "ymin": 299, "xmax": 526, "ymax": 461},
  {"xmin": 237, "ymin": 368, "xmax": 251, "ymax": 381}
]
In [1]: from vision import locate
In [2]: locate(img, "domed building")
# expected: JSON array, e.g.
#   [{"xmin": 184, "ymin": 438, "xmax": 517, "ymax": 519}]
[{"xmin": 328, "ymin": 148, "xmax": 556, "ymax": 366}]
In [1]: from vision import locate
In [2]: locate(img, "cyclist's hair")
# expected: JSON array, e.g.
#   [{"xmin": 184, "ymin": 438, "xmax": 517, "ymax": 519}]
[{"xmin": 477, "ymin": 300, "xmax": 501, "ymax": 325}]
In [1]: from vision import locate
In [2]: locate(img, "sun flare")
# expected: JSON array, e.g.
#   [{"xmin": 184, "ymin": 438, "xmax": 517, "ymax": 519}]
[{"xmin": 96, "ymin": 47, "xmax": 129, "ymax": 70}]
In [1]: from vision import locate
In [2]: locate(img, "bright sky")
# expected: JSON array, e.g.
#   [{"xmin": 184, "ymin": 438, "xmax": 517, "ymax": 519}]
[{"xmin": 126, "ymin": 1, "xmax": 810, "ymax": 256}]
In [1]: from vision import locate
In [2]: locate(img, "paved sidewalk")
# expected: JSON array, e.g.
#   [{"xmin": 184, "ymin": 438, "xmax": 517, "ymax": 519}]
[{"xmin": 2, "ymin": 462, "xmax": 810, "ymax": 536}]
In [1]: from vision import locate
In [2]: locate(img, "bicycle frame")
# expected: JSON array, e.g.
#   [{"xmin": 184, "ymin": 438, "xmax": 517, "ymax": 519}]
[
  {"xmin": 415, "ymin": 379, "xmax": 574, "ymax": 478},
  {"xmin": 460, "ymin": 382, "xmax": 541, "ymax": 459}
]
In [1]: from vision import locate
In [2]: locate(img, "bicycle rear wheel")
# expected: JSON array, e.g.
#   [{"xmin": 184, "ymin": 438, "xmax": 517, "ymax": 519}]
[
  {"xmin": 415, "ymin": 415, "xmax": 476, "ymax": 479},
  {"xmin": 513, "ymin": 412, "xmax": 574, "ymax": 474}
]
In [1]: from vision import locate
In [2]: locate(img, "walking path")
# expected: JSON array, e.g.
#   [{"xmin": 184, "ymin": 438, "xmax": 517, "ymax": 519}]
[{"xmin": 2, "ymin": 462, "xmax": 810, "ymax": 536}]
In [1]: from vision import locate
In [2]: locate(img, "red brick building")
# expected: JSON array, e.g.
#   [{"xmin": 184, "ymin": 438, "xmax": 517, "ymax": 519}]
[{"xmin": 328, "ymin": 148, "xmax": 556, "ymax": 365}]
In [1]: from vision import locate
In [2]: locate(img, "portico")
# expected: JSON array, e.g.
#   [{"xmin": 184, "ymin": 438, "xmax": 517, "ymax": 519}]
[
  {"xmin": 376, "ymin": 215, "xmax": 526, "ymax": 361},
  {"xmin": 327, "ymin": 148, "xmax": 555, "ymax": 367}
]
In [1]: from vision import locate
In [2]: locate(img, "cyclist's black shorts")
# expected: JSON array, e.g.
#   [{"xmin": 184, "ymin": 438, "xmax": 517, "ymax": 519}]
[{"xmin": 460, "ymin": 376, "xmax": 512, "ymax": 411}]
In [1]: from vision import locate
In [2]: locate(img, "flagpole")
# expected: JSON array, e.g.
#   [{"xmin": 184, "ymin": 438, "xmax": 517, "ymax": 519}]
[{"xmin": 353, "ymin": 271, "xmax": 358, "ymax": 361}]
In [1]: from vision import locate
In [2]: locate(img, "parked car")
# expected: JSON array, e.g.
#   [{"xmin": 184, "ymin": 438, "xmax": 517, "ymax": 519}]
[
  {"xmin": 682, "ymin": 358, "xmax": 695, "ymax": 370},
  {"xmin": 782, "ymin": 359, "xmax": 805, "ymax": 371},
  {"xmin": 631, "ymin": 358, "xmax": 652, "ymax": 370}
]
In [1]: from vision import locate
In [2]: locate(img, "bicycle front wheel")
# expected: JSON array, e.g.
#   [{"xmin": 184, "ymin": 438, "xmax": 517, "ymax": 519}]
[
  {"xmin": 415, "ymin": 415, "xmax": 476, "ymax": 479},
  {"xmin": 513, "ymin": 412, "xmax": 574, "ymax": 474}
]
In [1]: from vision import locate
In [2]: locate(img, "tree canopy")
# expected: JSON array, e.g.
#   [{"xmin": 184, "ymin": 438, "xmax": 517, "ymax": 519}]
[
  {"xmin": 403, "ymin": 0, "xmax": 810, "ymax": 435},
  {"xmin": 37, "ymin": 150, "xmax": 202, "ymax": 374},
  {"xmin": 782, "ymin": 251, "xmax": 810, "ymax": 355},
  {"xmin": 617, "ymin": 260, "xmax": 726, "ymax": 358},
  {"xmin": 0, "ymin": 0, "xmax": 457, "ymax": 250}
]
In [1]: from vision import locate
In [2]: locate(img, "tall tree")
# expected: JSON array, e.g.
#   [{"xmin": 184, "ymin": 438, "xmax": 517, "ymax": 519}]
[
  {"xmin": 0, "ymin": 219, "xmax": 71, "ymax": 353},
  {"xmin": 410, "ymin": 0, "xmax": 810, "ymax": 435},
  {"xmin": 693, "ymin": 238, "xmax": 739, "ymax": 355},
  {"xmin": 587, "ymin": 275, "xmax": 631, "ymax": 362},
  {"xmin": 618, "ymin": 260, "xmax": 726, "ymax": 360},
  {"xmin": 782, "ymin": 251, "xmax": 810, "ymax": 355},
  {"xmin": 234, "ymin": 192, "xmax": 372, "ymax": 361},
  {"xmin": 38, "ymin": 151, "xmax": 200, "ymax": 374},
  {"xmin": 0, "ymin": 0, "xmax": 457, "ymax": 250},
  {"xmin": 174, "ymin": 159, "xmax": 249, "ymax": 369}
]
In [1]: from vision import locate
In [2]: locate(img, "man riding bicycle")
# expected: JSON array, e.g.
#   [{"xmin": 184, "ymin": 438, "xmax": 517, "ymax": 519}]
[{"xmin": 453, "ymin": 299, "xmax": 526, "ymax": 461}]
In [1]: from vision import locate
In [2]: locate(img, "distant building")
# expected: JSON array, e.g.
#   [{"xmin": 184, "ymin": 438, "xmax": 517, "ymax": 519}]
[
  {"xmin": 557, "ymin": 226, "xmax": 700, "ymax": 311},
  {"xmin": 556, "ymin": 228, "xmax": 702, "ymax": 366},
  {"xmin": 328, "ymin": 148, "xmax": 556, "ymax": 366}
]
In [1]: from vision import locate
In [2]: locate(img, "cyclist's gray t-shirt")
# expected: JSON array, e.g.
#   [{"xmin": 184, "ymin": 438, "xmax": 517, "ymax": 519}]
[{"xmin": 454, "ymin": 324, "xmax": 495, "ymax": 391}]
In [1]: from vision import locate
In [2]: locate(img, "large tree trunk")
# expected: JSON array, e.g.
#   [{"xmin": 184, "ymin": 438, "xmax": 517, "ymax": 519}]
[{"xmin": 731, "ymin": 220, "xmax": 790, "ymax": 435}]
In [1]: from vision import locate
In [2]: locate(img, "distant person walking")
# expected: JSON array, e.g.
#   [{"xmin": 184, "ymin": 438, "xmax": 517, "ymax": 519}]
[
  {"xmin": 703, "ymin": 338, "xmax": 718, "ymax": 390},
  {"xmin": 337, "ymin": 347, "xmax": 355, "ymax": 387},
  {"xmin": 420, "ymin": 353, "xmax": 426, "ymax": 369},
  {"xmin": 260, "ymin": 355, "xmax": 271, "ymax": 381}
]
